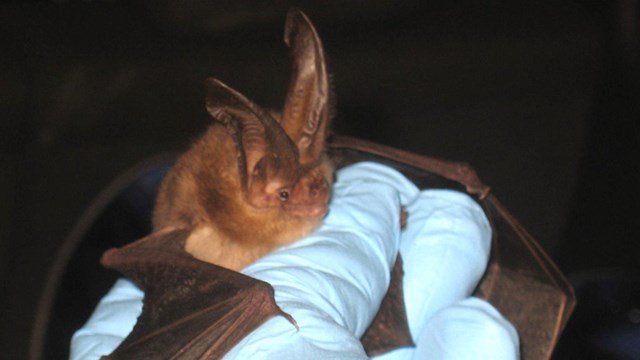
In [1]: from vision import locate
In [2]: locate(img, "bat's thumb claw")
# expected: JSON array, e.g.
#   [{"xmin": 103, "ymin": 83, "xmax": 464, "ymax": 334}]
[{"xmin": 282, "ymin": 311, "xmax": 299, "ymax": 331}]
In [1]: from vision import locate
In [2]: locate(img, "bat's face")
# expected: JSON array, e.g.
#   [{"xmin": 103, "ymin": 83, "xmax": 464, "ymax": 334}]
[
  {"xmin": 152, "ymin": 9, "xmax": 334, "ymax": 269},
  {"xmin": 246, "ymin": 152, "xmax": 332, "ymax": 220},
  {"xmin": 282, "ymin": 165, "xmax": 331, "ymax": 218}
]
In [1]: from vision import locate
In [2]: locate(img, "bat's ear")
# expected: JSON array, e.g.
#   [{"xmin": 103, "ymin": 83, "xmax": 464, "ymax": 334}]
[
  {"xmin": 205, "ymin": 78, "xmax": 299, "ymax": 195},
  {"xmin": 281, "ymin": 8, "xmax": 330, "ymax": 166}
]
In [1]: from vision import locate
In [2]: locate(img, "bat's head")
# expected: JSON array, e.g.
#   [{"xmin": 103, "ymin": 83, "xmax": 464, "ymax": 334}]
[
  {"xmin": 205, "ymin": 8, "xmax": 332, "ymax": 222},
  {"xmin": 244, "ymin": 154, "xmax": 332, "ymax": 219}
]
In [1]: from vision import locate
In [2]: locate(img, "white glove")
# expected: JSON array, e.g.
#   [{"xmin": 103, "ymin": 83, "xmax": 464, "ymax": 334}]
[
  {"xmin": 69, "ymin": 278, "xmax": 143, "ymax": 360},
  {"xmin": 373, "ymin": 189, "xmax": 519, "ymax": 360},
  {"xmin": 412, "ymin": 297, "xmax": 520, "ymax": 360},
  {"xmin": 70, "ymin": 162, "xmax": 519, "ymax": 360}
]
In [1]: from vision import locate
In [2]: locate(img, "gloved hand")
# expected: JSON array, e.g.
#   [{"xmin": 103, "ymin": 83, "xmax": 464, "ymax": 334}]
[
  {"xmin": 70, "ymin": 162, "xmax": 519, "ymax": 360},
  {"xmin": 374, "ymin": 185, "xmax": 519, "ymax": 360}
]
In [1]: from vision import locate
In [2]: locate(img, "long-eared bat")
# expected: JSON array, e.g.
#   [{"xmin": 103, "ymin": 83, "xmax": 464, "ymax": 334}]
[
  {"xmin": 151, "ymin": 10, "xmax": 332, "ymax": 272},
  {"xmin": 100, "ymin": 7, "xmax": 575, "ymax": 360},
  {"xmin": 100, "ymin": 8, "xmax": 412, "ymax": 359}
]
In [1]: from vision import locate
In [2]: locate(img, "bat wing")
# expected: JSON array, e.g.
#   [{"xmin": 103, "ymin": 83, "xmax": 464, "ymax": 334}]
[
  {"xmin": 361, "ymin": 257, "xmax": 414, "ymax": 357},
  {"xmin": 100, "ymin": 227, "xmax": 295, "ymax": 360}
]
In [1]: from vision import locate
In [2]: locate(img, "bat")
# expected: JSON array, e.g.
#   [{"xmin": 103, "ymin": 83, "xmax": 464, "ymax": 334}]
[
  {"xmin": 101, "ymin": 8, "xmax": 412, "ymax": 359},
  {"xmin": 151, "ymin": 12, "xmax": 333, "ymax": 272},
  {"xmin": 101, "ymin": 7, "xmax": 575, "ymax": 360}
]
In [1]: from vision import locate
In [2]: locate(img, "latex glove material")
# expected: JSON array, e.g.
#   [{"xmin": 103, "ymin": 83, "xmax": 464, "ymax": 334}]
[
  {"xmin": 372, "ymin": 189, "xmax": 515, "ymax": 360},
  {"xmin": 415, "ymin": 297, "xmax": 520, "ymax": 360},
  {"xmin": 373, "ymin": 298, "xmax": 520, "ymax": 360},
  {"xmin": 399, "ymin": 189, "xmax": 492, "ymax": 338},
  {"xmin": 69, "ymin": 278, "xmax": 143, "ymax": 360}
]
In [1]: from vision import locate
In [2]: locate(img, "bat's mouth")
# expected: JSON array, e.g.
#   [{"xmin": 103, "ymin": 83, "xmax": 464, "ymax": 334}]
[{"xmin": 284, "ymin": 202, "xmax": 328, "ymax": 218}]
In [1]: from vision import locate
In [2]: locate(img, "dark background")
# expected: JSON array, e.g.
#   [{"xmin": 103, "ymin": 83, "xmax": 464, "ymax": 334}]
[{"xmin": 1, "ymin": 1, "xmax": 638, "ymax": 359}]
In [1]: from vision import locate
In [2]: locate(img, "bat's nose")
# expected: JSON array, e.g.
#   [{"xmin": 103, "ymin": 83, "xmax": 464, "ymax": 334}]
[{"xmin": 309, "ymin": 177, "xmax": 328, "ymax": 198}]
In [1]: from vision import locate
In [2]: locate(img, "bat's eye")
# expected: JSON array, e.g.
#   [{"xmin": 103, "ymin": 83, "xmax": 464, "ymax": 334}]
[{"xmin": 278, "ymin": 189, "xmax": 290, "ymax": 201}]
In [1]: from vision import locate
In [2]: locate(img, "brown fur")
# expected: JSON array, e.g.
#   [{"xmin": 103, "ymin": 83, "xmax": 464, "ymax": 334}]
[
  {"xmin": 152, "ymin": 9, "xmax": 332, "ymax": 271},
  {"xmin": 152, "ymin": 123, "xmax": 332, "ymax": 270}
]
